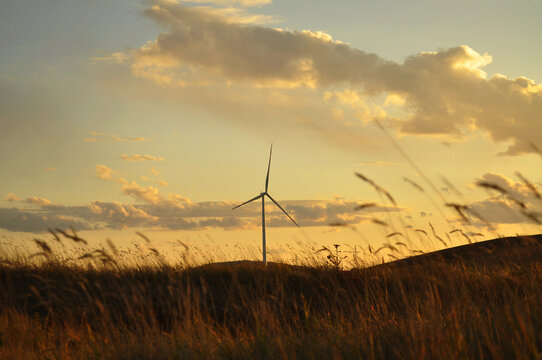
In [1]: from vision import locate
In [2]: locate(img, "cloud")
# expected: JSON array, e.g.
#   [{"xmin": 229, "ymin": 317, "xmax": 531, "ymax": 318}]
[
  {"xmin": 132, "ymin": 196, "xmax": 401, "ymax": 230},
  {"xmin": 133, "ymin": 3, "xmax": 364, "ymax": 88},
  {"xmin": 84, "ymin": 131, "xmax": 147, "ymax": 143},
  {"xmin": 119, "ymin": 178, "xmax": 191, "ymax": 208},
  {"xmin": 0, "ymin": 179, "xmax": 400, "ymax": 232},
  {"xmin": 90, "ymin": 52, "xmax": 128, "ymax": 64},
  {"xmin": 181, "ymin": 5, "xmax": 276, "ymax": 24},
  {"xmin": 120, "ymin": 180, "xmax": 163, "ymax": 204},
  {"xmin": 88, "ymin": 201, "xmax": 158, "ymax": 229},
  {"xmin": 5, "ymin": 194, "xmax": 19, "ymax": 203},
  {"xmin": 127, "ymin": 1, "xmax": 542, "ymax": 155},
  {"xmin": 17, "ymin": 173, "xmax": 542, "ymax": 232},
  {"xmin": 0, "ymin": 208, "xmax": 91, "ymax": 233},
  {"xmin": 2, "ymin": 159, "xmax": 400, "ymax": 232},
  {"xmin": 19, "ymin": 202, "xmax": 158, "ymax": 231},
  {"xmin": 24, "ymin": 196, "xmax": 52, "ymax": 206},
  {"xmin": 95, "ymin": 164, "xmax": 117, "ymax": 181},
  {"xmin": 476, "ymin": 173, "xmax": 533, "ymax": 199},
  {"xmin": 5, "ymin": 194, "xmax": 52, "ymax": 206},
  {"xmin": 121, "ymin": 154, "xmax": 165, "ymax": 162},
  {"xmin": 44, "ymin": 166, "xmax": 56, "ymax": 172},
  {"xmin": 181, "ymin": 0, "xmax": 272, "ymax": 7},
  {"xmin": 467, "ymin": 173, "xmax": 542, "ymax": 225}
]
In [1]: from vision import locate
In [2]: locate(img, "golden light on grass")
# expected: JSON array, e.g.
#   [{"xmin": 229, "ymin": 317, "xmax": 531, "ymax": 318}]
[{"xmin": 2, "ymin": 232, "xmax": 542, "ymax": 359}]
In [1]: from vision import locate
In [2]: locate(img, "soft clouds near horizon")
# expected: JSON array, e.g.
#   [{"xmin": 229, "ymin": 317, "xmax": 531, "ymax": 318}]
[
  {"xmin": 467, "ymin": 173, "xmax": 542, "ymax": 226},
  {"xmin": 0, "ymin": 208, "xmax": 93, "ymax": 233},
  {"xmin": 0, "ymin": 197, "xmax": 400, "ymax": 233},
  {"xmin": 5, "ymin": 171, "xmax": 540, "ymax": 234},
  {"xmin": 1, "ymin": 170, "xmax": 400, "ymax": 232}
]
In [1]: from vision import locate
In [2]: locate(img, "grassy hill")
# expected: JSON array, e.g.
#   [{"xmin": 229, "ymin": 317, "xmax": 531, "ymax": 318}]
[{"xmin": 1, "ymin": 234, "xmax": 542, "ymax": 359}]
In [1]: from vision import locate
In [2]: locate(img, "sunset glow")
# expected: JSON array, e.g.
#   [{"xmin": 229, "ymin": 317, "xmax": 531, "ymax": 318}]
[{"xmin": 2, "ymin": 0, "xmax": 542, "ymax": 263}]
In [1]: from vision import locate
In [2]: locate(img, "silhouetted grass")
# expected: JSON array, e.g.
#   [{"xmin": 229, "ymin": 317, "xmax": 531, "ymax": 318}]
[{"xmin": 1, "ymin": 234, "xmax": 542, "ymax": 359}]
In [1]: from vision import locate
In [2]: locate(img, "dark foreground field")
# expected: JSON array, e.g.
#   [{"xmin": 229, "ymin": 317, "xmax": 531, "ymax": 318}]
[{"xmin": 1, "ymin": 235, "xmax": 542, "ymax": 359}]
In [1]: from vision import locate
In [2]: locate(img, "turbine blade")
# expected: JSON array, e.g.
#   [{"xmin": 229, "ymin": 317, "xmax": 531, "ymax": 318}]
[
  {"xmin": 265, "ymin": 144, "xmax": 273, "ymax": 192},
  {"xmin": 266, "ymin": 194, "xmax": 300, "ymax": 227},
  {"xmin": 232, "ymin": 194, "xmax": 263, "ymax": 210}
]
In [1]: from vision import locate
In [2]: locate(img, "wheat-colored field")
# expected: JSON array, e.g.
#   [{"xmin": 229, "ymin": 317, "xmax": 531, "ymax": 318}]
[{"xmin": 1, "ymin": 234, "xmax": 541, "ymax": 359}]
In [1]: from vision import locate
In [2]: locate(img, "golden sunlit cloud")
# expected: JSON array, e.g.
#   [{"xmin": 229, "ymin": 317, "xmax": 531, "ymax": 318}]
[
  {"xmin": 44, "ymin": 166, "xmax": 56, "ymax": 172},
  {"xmin": 88, "ymin": 201, "xmax": 158, "ymax": 229},
  {"xmin": 124, "ymin": 1, "xmax": 542, "ymax": 155},
  {"xmin": 90, "ymin": 52, "xmax": 128, "ymax": 64},
  {"xmin": 95, "ymin": 165, "xmax": 117, "ymax": 181},
  {"xmin": 0, "ymin": 196, "xmax": 399, "ymax": 233},
  {"xmin": 24, "ymin": 196, "xmax": 52, "ymax": 206},
  {"xmin": 120, "ymin": 178, "xmax": 191, "ymax": 207},
  {"xmin": 5, "ymin": 194, "xmax": 20, "ymax": 203},
  {"xmin": 0, "ymin": 168, "xmax": 402, "ymax": 232},
  {"xmin": 6, "ymin": 167, "xmax": 538, "ymax": 233},
  {"xmin": 180, "ymin": 0, "xmax": 272, "ymax": 7},
  {"xmin": 323, "ymin": 90, "xmax": 387, "ymax": 124},
  {"xmin": 121, "ymin": 154, "xmax": 165, "ymax": 162},
  {"xmin": 383, "ymin": 94, "xmax": 406, "ymax": 107}
]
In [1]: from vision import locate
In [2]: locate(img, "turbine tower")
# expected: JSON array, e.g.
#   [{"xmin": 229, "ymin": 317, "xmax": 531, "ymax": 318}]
[{"xmin": 233, "ymin": 145, "xmax": 299, "ymax": 265}]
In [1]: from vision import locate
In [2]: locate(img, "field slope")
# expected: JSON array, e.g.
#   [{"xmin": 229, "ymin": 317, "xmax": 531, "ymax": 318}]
[{"xmin": 1, "ymin": 234, "xmax": 542, "ymax": 359}]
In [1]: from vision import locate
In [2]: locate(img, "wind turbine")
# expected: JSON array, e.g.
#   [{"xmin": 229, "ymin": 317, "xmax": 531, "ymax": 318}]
[{"xmin": 233, "ymin": 145, "xmax": 300, "ymax": 265}]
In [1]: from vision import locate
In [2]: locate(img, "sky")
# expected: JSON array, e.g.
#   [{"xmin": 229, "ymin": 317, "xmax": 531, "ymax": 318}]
[{"xmin": 1, "ymin": 0, "xmax": 542, "ymax": 264}]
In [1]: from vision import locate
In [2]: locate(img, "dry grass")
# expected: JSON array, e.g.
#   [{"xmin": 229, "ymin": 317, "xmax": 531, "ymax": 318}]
[{"xmin": 1, "ymin": 234, "xmax": 542, "ymax": 359}]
